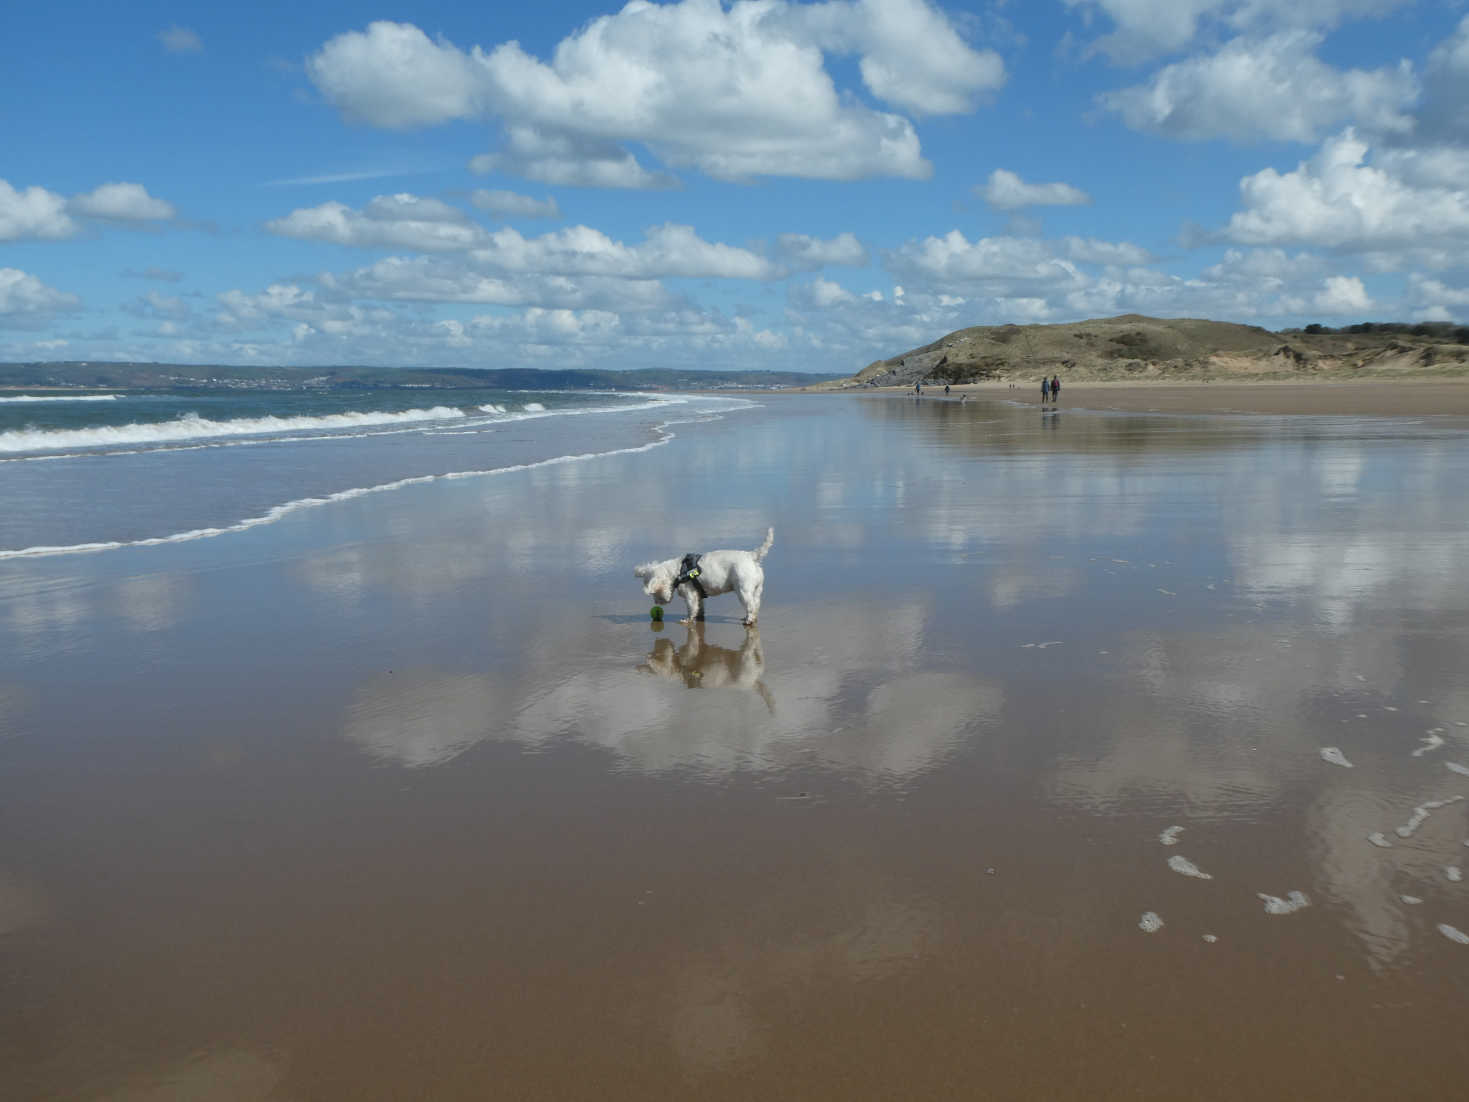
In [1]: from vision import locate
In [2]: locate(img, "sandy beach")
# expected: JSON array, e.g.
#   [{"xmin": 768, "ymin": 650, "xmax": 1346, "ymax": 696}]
[
  {"xmin": 3, "ymin": 394, "xmax": 1469, "ymax": 1100},
  {"xmin": 871, "ymin": 378, "xmax": 1469, "ymax": 417}
]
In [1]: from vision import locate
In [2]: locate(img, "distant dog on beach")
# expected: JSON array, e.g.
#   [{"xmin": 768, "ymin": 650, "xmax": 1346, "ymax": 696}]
[{"xmin": 634, "ymin": 528, "xmax": 773, "ymax": 626}]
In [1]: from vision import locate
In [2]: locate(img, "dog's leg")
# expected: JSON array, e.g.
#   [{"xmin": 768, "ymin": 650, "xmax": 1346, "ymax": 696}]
[
  {"xmin": 739, "ymin": 577, "xmax": 763, "ymax": 626},
  {"xmin": 681, "ymin": 587, "xmax": 703, "ymax": 624}
]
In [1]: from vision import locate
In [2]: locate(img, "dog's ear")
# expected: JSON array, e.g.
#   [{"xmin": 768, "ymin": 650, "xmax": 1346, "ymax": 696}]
[{"xmin": 633, "ymin": 563, "xmax": 654, "ymax": 580}]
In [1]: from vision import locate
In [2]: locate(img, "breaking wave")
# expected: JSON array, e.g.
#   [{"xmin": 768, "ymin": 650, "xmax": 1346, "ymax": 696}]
[
  {"xmin": 0, "ymin": 406, "xmax": 467, "ymax": 454},
  {"xmin": 0, "ymin": 393, "xmax": 120, "ymax": 403},
  {"xmin": 0, "ymin": 422, "xmax": 689, "ymax": 561}
]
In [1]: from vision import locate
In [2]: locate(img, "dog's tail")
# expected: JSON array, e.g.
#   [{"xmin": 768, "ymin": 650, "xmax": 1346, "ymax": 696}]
[{"xmin": 753, "ymin": 527, "xmax": 774, "ymax": 562}]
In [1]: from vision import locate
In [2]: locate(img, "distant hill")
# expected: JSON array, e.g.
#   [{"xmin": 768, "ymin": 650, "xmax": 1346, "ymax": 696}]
[
  {"xmin": 822, "ymin": 315, "xmax": 1469, "ymax": 389},
  {"xmin": 0, "ymin": 361, "xmax": 839, "ymax": 392}
]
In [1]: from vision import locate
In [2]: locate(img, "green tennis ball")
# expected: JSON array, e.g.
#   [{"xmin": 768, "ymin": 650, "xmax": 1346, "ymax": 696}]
[{"xmin": 650, "ymin": 605, "xmax": 664, "ymax": 621}]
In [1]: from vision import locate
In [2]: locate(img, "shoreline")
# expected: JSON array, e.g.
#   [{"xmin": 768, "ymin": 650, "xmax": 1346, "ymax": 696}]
[{"xmin": 804, "ymin": 378, "xmax": 1469, "ymax": 417}]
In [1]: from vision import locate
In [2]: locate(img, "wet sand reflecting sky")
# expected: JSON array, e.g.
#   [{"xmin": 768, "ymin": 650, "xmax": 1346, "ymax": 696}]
[{"xmin": 3, "ymin": 395, "xmax": 1469, "ymax": 1099}]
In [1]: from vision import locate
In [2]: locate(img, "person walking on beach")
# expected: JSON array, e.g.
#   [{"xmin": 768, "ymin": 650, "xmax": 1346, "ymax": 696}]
[
  {"xmin": 1050, "ymin": 375, "xmax": 1061, "ymax": 404},
  {"xmin": 915, "ymin": 381, "xmax": 921, "ymax": 396},
  {"xmin": 1040, "ymin": 376, "xmax": 1050, "ymax": 404}
]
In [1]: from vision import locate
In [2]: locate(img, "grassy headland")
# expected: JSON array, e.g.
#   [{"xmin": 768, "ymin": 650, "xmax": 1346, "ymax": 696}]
[{"xmin": 817, "ymin": 315, "xmax": 1469, "ymax": 391}]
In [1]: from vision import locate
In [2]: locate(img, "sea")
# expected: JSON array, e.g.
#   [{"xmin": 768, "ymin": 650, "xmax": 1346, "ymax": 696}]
[{"xmin": 0, "ymin": 386, "xmax": 748, "ymax": 558}]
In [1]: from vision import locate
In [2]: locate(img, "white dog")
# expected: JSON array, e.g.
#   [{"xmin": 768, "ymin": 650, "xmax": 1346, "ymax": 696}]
[{"xmin": 634, "ymin": 528, "xmax": 773, "ymax": 625}]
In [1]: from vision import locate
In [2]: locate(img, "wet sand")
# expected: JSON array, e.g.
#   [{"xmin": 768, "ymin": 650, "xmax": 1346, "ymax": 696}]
[
  {"xmin": 897, "ymin": 378, "xmax": 1469, "ymax": 417},
  {"xmin": 4, "ymin": 396, "xmax": 1469, "ymax": 1100}
]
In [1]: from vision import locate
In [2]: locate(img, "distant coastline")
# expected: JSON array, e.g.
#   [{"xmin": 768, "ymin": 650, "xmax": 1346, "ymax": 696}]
[{"xmin": 0, "ymin": 361, "xmax": 838, "ymax": 393}]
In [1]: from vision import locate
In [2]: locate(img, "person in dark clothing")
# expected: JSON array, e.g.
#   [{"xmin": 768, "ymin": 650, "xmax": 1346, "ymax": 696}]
[
  {"xmin": 1050, "ymin": 375, "xmax": 1061, "ymax": 403},
  {"xmin": 1040, "ymin": 377, "xmax": 1050, "ymax": 403}
]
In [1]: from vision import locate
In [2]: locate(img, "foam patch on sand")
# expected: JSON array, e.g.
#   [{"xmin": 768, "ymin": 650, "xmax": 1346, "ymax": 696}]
[
  {"xmin": 1258, "ymin": 891, "xmax": 1310, "ymax": 915},
  {"xmin": 1368, "ymin": 832, "xmax": 1394, "ymax": 848},
  {"xmin": 1168, "ymin": 856, "xmax": 1213, "ymax": 880},
  {"xmin": 1437, "ymin": 923, "xmax": 1469, "ymax": 944},
  {"xmin": 1400, "ymin": 895, "xmax": 1423, "ymax": 905},
  {"xmin": 1139, "ymin": 912, "xmax": 1164, "ymax": 933},
  {"xmin": 1202, "ymin": 933, "xmax": 1218, "ymax": 943},
  {"xmin": 1446, "ymin": 762, "xmax": 1469, "ymax": 777},
  {"xmin": 1395, "ymin": 796, "xmax": 1464, "ymax": 838},
  {"xmin": 1159, "ymin": 825, "xmax": 1184, "ymax": 846},
  {"xmin": 1447, "ymin": 866, "xmax": 1463, "ymax": 883},
  {"xmin": 1320, "ymin": 747, "xmax": 1354, "ymax": 768},
  {"xmin": 1413, "ymin": 731, "xmax": 1446, "ymax": 757}
]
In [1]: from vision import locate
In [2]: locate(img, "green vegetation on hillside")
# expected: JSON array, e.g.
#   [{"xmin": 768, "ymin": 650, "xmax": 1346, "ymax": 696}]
[{"xmin": 830, "ymin": 314, "xmax": 1469, "ymax": 389}]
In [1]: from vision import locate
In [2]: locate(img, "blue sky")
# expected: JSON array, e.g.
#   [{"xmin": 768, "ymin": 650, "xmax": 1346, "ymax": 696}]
[{"xmin": 3, "ymin": 0, "xmax": 1467, "ymax": 372}]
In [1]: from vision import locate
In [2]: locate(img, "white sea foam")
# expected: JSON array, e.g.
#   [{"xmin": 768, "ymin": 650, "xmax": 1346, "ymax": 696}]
[
  {"xmin": 1413, "ymin": 731, "xmax": 1446, "ymax": 757},
  {"xmin": 1139, "ymin": 912, "xmax": 1164, "ymax": 933},
  {"xmin": 1320, "ymin": 747, "xmax": 1354, "ymax": 768},
  {"xmin": 0, "ymin": 393, "xmax": 118, "ymax": 402},
  {"xmin": 0, "ymin": 406, "xmax": 468, "ymax": 454},
  {"xmin": 1258, "ymin": 891, "xmax": 1310, "ymax": 915},
  {"xmin": 1447, "ymin": 866, "xmax": 1463, "ymax": 883},
  {"xmin": 1395, "ymin": 796, "xmax": 1464, "ymax": 838},
  {"xmin": 0, "ymin": 405, "xmax": 746, "ymax": 561},
  {"xmin": 1368, "ymin": 832, "xmax": 1394, "ymax": 848},
  {"xmin": 1400, "ymin": 895, "xmax": 1423, "ymax": 905},
  {"xmin": 1159, "ymin": 825, "xmax": 1184, "ymax": 846},
  {"xmin": 523, "ymin": 402, "xmax": 546, "ymax": 411},
  {"xmin": 478, "ymin": 403, "xmax": 507, "ymax": 414},
  {"xmin": 1168, "ymin": 855, "xmax": 1213, "ymax": 880},
  {"xmin": 1438, "ymin": 923, "xmax": 1469, "ymax": 944},
  {"xmin": 0, "ymin": 393, "xmax": 692, "ymax": 461},
  {"xmin": 1447, "ymin": 762, "xmax": 1469, "ymax": 776},
  {"xmin": 1202, "ymin": 933, "xmax": 1218, "ymax": 943}
]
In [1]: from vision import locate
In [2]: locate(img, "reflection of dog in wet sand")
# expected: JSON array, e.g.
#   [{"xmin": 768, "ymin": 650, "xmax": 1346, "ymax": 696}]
[
  {"xmin": 638, "ymin": 623, "xmax": 775, "ymax": 712},
  {"xmin": 633, "ymin": 528, "xmax": 772, "ymax": 625}
]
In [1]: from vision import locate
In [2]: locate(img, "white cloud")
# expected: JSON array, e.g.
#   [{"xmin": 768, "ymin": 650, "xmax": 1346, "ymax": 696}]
[
  {"xmin": 158, "ymin": 26, "xmax": 203, "ymax": 54},
  {"xmin": 791, "ymin": 0, "xmax": 1006, "ymax": 116},
  {"xmin": 1224, "ymin": 130, "xmax": 1469, "ymax": 262},
  {"xmin": 468, "ymin": 127, "xmax": 676, "ymax": 190},
  {"xmin": 124, "ymin": 290, "xmax": 192, "ymax": 321},
  {"xmin": 1099, "ymin": 32, "xmax": 1418, "ymax": 143},
  {"xmin": 1060, "ymin": 237, "xmax": 1152, "ymax": 265},
  {"xmin": 1313, "ymin": 275, "xmax": 1372, "ymax": 314},
  {"xmin": 979, "ymin": 169, "xmax": 1091, "ymax": 210},
  {"xmin": 1202, "ymin": 247, "xmax": 1324, "ymax": 284},
  {"xmin": 305, "ymin": 0, "xmax": 1002, "ymax": 183},
  {"xmin": 323, "ymin": 255, "xmax": 673, "ymax": 311},
  {"xmin": 1407, "ymin": 275, "xmax": 1469, "ymax": 321},
  {"xmin": 0, "ymin": 268, "xmax": 81, "ymax": 325},
  {"xmin": 1420, "ymin": 15, "xmax": 1469, "ymax": 140},
  {"xmin": 470, "ymin": 189, "xmax": 561, "ymax": 219},
  {"xmin": 266, "ymin": 195, "xmax": 487, "ymax": 252},
  {"xmin": 68, "ymin": 182, "xmax": 176, "ymax": 222},
  {"xmin": 887, "ymin": 231, "xmax": 1095, "ymax": 290},
  {"xmin": 775, "ymin": 232, "xmax": 869, "ymax": 268},
  {"xmin": 470, "ymin": 307, "xmax": 622, "ymax": 341},
  {"xmin": 468, "ymin": 223, "xmax": 780, "ymax": 280},
  {"xmin": 804, "ymin": 278, "xmax": 859, "ymax": 307},
  {"xmin": 1064, "ymin": 0, "xmax": 1410, "ymax": 64},
  {"xmin": 0, "ymin": 180, "xmax": 78, "ymax": 240},
  {"xmin": 306, "ymin": 22, "xmax": 482, "ymax": 128}
]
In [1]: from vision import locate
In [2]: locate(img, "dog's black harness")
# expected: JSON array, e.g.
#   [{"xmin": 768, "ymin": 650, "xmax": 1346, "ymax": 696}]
[{"xmin": 674, "ymin": 553, "xmax": 707, "ymax": 598}]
